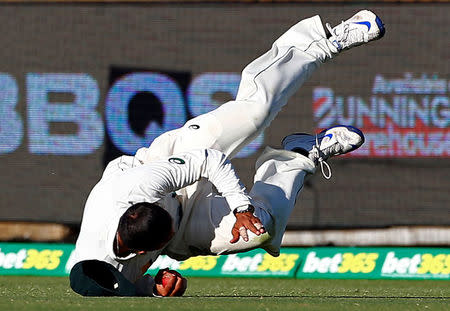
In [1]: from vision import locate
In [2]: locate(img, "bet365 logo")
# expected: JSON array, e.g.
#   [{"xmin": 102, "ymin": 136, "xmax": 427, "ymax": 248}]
[{"xmin": 0, "ymin": 248, "xmax": 64, "ymax": 271}]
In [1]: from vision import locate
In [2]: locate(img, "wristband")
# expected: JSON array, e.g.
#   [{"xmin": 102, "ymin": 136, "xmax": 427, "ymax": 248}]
[{"xmin": 233, "ymin": 205, "xmax": 255, "ymax": 215}]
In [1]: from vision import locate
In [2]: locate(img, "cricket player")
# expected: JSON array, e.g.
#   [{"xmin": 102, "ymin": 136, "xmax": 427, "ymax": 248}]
[{"xmin": 70, "ymin": 10, "xmax": 385, "ymax": 297}]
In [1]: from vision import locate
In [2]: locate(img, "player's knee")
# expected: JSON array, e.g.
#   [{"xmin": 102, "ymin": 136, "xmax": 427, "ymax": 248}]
[
  {"xmin": 234, "ymin": 231, "xmax": 273, "ymax": 253},
  {"xmin": 247, "ymin": 102, "xmax": 273, "ymax": 128}
]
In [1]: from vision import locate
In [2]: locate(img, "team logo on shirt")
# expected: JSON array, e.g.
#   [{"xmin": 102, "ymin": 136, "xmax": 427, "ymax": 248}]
[{"xmin": 169, "ymin": 157, "xmax": 185, "ymax": 164}]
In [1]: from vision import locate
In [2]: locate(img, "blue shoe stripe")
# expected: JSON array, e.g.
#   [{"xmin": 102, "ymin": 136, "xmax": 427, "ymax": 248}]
[
  {"xmin": 375, "ymin": 16, "xmax": 385, "ymax": 38},
  {"xmin": 318, "ymin": 125, "xmax": 365, "ymax": 145},
  {"xmin": 324, "ymin": 133, "xmax": 333, "ymax": 140},
  {"xmin": 353, "ymin": 21, "xmax": 371, "ymax": 30}
]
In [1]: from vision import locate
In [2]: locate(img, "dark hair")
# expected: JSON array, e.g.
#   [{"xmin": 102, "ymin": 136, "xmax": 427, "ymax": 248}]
[{"xmin": 117, "ymin": 202, "xmax": 173, "ymax": 251}]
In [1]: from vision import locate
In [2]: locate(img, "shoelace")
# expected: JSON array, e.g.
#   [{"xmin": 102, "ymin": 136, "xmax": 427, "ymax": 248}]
[
  {"xmin": 310, "ymin": 134, "xmax": 332, "ymax": 180},
  {"xmin": 326, "ymin": 21, "xmax": 368, "ymax": 50},
  {"xmin": 326, "ymin": 22, "xmax": 349, "ymax": 50}
]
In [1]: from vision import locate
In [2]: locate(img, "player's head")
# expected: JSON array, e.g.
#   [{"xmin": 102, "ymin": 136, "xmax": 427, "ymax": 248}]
[{"xmin": 117, "ymin": 202, "xmax": 174, "ymax": 253}]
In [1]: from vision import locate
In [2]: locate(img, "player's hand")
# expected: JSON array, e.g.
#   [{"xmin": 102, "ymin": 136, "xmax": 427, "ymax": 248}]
[
  {"xmin": 154, "ymin": 268, "xmax": 187, "ymax": 297},
  {"xmin": 230, "ymin": 211, "xmax": 265, "ymax": 244}
]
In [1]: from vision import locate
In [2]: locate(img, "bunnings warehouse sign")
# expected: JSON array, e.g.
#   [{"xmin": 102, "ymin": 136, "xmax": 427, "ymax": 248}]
[{"xmin": 0, "ymin": 243, "xmax": 449, "ymax": 280}]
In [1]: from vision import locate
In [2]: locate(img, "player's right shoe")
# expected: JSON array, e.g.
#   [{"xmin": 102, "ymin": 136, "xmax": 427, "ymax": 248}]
[
  {"xmin": 327, "ymin": 10, "xmax": 385, "ymax": 51},
  {"xmin": 282, "ymin": 125, "xmax": 365, "ymax": 179}
]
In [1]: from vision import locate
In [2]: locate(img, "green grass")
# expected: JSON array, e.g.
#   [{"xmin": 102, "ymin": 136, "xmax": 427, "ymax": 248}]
[{"xmin": 1, "ymin": 276, "xmax": 449, "ymax": 311}]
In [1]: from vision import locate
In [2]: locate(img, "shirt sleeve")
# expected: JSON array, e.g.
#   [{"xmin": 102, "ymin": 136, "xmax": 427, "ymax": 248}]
[{"xmin": 127, "ymin": 148, "xmax": 251, "ymax": 211}]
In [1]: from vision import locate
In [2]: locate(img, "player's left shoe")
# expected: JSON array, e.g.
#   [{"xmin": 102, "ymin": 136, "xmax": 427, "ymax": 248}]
[
  {"xmin": 282, "ymin": 125, "xmax": 365, "ymax": 179},
  {"xmin": 327, "ymin": 10, "xmax": 385, "ymax": 52}
]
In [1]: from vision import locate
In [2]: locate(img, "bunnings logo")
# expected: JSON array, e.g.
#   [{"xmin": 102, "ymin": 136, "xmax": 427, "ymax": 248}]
[{"xmin": 312, "ymin": 73, "xmax": 449, "ymax": 158}]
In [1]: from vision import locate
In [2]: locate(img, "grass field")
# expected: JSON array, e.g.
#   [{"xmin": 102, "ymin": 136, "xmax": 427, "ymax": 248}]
[{"xmin": 1, "ymin": 276, "xmax": 449, "ymax": 311}]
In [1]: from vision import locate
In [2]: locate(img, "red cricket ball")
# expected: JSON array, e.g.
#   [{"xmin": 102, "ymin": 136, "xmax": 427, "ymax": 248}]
[{"xmin": 162, "ymin": 272, "xmax": 174, "ymax": 287}]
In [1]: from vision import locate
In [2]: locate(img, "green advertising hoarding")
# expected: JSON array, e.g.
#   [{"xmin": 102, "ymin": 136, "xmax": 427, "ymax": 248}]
[
  {"xmin": 296, "ymin": 247, "xmax": 450, "ymax": 280},
  {"xmin": 148, "ymin": 248, "xmax": 301, "ymax": 278},
  {"xmin": 0, "ymin": 243, "xmax": 74, "ymax": 276},
  {"xmin": 0, "ymin": 243, "xmax": 448, "ymax": 280}
]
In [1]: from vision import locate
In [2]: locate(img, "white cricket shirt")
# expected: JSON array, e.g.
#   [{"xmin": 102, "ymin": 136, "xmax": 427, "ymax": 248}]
[{"xmin": 72, "ymin": 148, "xmax": 250, "ymax": 284}]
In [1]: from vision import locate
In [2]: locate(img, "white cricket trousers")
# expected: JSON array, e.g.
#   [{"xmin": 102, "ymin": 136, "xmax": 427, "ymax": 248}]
[{"xmin": 137, "ymin": 15, "xmax": 339, "ymax": 257}]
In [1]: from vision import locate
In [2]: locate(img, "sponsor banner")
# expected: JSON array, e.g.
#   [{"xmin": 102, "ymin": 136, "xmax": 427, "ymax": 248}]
[
  {"xmin": 313, "ymin": 73, "xmax": 449, "ymax": 158},
  {"xmin": 148, "ymin": 248, "xmax": 301, "ymax": 278},
  {"xmin": 297, "ymin": 247, "xmax": 450, "ymax": 280},
  {"xmin": 379, "ymin": 249, "xmax": 450, "ymax": 280},
  {"xmin": 1, "ymin": 243, "xmax": 448, "ymax": 280},
  {"xmin": 0, "ymin": 243, "xmax": 74, "ymax": 276}
]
